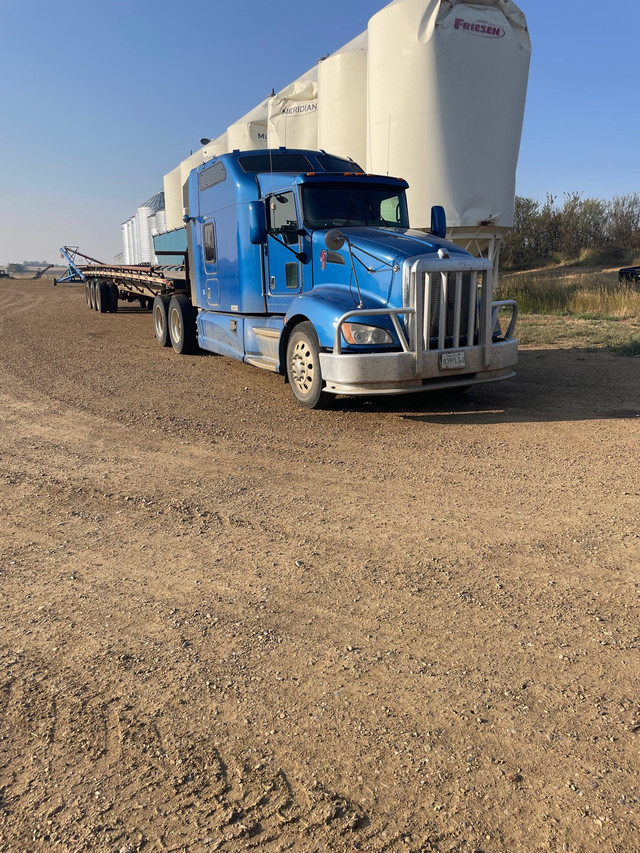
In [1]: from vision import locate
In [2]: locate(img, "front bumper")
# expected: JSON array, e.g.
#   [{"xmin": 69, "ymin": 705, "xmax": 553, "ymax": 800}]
[
  {"xmin": 320, "ymin": 338, "xmax": 517, "ymax": 395},
  {"xmin": 319, "ymin": 255, "xmax": 518, "ymax": 396}
]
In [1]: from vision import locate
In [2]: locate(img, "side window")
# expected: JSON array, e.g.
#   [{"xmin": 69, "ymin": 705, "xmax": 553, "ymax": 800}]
[
  {"xmin": 203, "ymin": 221, "xmax": 216, "ymax": 264},
  {"xmin": 379, "ymin": 196, "xmax": 401, "ymax": 225},
  {"xmin": 268, "ymin": 192, "xmax": 298, "ymax": 245}
]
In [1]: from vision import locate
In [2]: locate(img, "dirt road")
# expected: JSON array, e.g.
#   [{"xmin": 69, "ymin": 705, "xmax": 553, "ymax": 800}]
[{"xmin": 1, "ymin": 278, "xmax": 639, "ymax": 852}]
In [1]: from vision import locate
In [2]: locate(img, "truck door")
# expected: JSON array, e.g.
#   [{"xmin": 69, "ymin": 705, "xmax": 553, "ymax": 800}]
[
  {"xmin": 265, "ymin": 191, "xmax": 302, "ymax": 311},
  {"xmin": 201, "ymin": 218, "xmax": 221, "ymax": 308}
]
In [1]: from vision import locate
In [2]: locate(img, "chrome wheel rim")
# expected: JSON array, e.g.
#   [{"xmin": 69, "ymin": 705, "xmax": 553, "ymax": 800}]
[
  {"xmin": 290, "ymin": 339, "xmax": 314, "ymax": 395},
  {"xmin": 169, "ymin": 307, "xmax": 182, "ymax": 344},
  {"xmin": 154, "ymin": 304, "xmax": 165, "ymax": 338}
]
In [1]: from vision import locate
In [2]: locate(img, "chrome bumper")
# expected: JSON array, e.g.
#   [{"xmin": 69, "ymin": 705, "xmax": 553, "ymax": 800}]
[{"xmin": 319, "ymin": 256, "xmax": 518, "ymax": 396}]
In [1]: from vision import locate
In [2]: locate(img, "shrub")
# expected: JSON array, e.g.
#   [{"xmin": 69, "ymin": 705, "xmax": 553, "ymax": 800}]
[{"xmin": 501, "ymin": 192, "xmax": 640, "ymax": 269}]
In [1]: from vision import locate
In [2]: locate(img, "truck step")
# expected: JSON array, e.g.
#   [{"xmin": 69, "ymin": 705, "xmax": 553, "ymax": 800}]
[{"xmin": 245, "ymin": 354, "xmax": 279, "ymax": 372}]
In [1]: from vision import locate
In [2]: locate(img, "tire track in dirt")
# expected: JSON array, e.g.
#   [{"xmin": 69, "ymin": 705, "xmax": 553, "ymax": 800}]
[
  {"xmin": 0, "ymin": 284, "xmax": 45, "ymax": 318},
  {"xmin": 2, "ymin": 279, "xmax": 640, "ymax": 852},
  {"xmin": 0, "ymin": 652, "xmax": 373, "ymax": 852}
]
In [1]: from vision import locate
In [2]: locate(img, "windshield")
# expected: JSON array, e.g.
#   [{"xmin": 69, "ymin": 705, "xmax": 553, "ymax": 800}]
[{"xmin": 301, "ymin": 183, "xmax": 409, "ymax": 230}]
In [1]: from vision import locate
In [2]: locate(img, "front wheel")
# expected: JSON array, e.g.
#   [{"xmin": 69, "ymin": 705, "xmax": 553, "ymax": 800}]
[{"xmin": 286, "ymin": 322, "xmax": 331, "ymax": 409}]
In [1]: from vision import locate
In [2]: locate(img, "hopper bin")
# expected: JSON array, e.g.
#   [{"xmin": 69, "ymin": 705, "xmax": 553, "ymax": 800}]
[
  {"xmin": 367, "ymin": 0, "xmax": 530, "ymax": 258},
  {"xmin": 268, "ymin": 67, "xmax": 319, "ymax": 150},
  {"xmin": 317, "ymin": 33, "xmax": 368, "ymax": 167},
  {"xmin": 227, "ymin": 101, "xmax": 269, "ymax": 151}
]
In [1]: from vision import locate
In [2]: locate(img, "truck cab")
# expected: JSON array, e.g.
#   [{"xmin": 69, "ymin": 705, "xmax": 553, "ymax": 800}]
[{"xmin": 156, "ymin": 148, "xmax": 517, "ymax": 407}]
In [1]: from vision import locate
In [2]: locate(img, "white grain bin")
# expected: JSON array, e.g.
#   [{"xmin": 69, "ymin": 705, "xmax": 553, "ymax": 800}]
[
  {"xmin": 124, "ymin": 218, "xmax": 136, "ymax": 265},
  {"xmin": 179, "ymin": 151, "xmax": 205, "ymax": 200},
  {"xmin": 268, "ymin": 67, "xmax": 318, "ymax": 150},
  {"xmin": 148, "ymin": 209, "xmax": 167, "ymax": 263},
  {"xmin": 317, "ymin": 33, "xmax": 368, "ymax": 167},
  {"xmin": 367, "ymin": 0, "xmax": 530, "ymax": 258},
  {"xmin": 121, "ymin": 222, "xmax": 131, "ymax": 265},
  {"xmin": 202, "ymin": 133, "xmax": 229, "ymax": 160},
  {"xmin": 227, "ymin": 100, "xmax": 269, "ymax": 151},
  {"xmin": 154, "ymin": 208, "xmax": 167, "ymax": 235},
  {"xmin": 147, "ymin": 213, "xmax": 158, "ymax": 263},
  {"xmin": 164, "ymin": 149, "xmax": 208, "ymax": 231},
  {"xmin": 128, "ymin": 217, "xmax": 139, "ymax": 265},
  {"xmin": 163, "ymin": 165, "xmax": 183, "ymax": 232},
  {"xmin": 135, "ymin": 192, "xmax": 164, "ymax": 264}
]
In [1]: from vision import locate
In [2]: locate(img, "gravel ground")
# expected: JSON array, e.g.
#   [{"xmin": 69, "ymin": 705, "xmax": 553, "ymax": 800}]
[{"xmin": 1, "ymin": 277, "xmax": 639, "ymax": 852}]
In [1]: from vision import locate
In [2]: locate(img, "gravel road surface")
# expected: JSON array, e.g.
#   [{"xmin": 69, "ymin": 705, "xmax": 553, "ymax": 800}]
[{"xmin": 1, "ymin": 278, "xmax": 639, "ymax": 852}]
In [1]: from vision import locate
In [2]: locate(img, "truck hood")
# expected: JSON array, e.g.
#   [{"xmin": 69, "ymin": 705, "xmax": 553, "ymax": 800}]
[
  {"xmin": 310, "ymin": 226, "xmax": 472, "ymax": 307},
  {"xmin": 316, "ymin": 226, "xmax": 471, "ymax": 263}
]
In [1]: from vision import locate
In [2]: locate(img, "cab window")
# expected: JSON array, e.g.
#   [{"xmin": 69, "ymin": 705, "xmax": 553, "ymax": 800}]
[
  {"xmin": 268, "ymin": 192, "xmax": 299, "ymax": 245},
  {"xmin": 203, "ymin": 221, "xmax": 216, "ymax": 264}
]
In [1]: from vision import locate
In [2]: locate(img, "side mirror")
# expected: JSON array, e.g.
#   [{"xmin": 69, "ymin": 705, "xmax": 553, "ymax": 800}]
[
  {"xmin": 430, "ymin": 205, "xmax": 446, "ymax": 239},
  {"xmin": 324, "ymin": 229, "xmax": 345, "ymax": 251},
  {"xmin": 249, "ymin": 200, "xmax": 267, "ymax": 245}
]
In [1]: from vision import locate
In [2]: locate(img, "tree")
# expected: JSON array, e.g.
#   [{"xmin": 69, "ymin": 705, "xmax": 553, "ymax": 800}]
[{"xmin": 607, "ymin": 193, "xmax": 640, "ymax": 250}]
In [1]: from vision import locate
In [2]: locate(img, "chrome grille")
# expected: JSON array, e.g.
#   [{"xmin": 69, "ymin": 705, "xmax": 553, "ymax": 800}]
[{"xmin": 420, "ymin": 270, "xmax": 480, "ymax": 350}]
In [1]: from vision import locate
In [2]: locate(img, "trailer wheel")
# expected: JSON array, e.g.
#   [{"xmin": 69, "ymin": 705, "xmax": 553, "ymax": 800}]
[
  {"xmin": 89, "ymin": 280, "xmax": 98, "ymax": 310},
  {"xmin": 168, "ymin": 294, "xmax": 198, "ymax": 354},
  {"xmin": 153, "ymin": 294, "xmax": 171, "ymax": 347},
  {"xmin": 85, "ymin": 280, "xmax": 92, "ymax": 308},
  {"xmin": 286, "ymin": 322, "xmax": 330, "ymax": 409},
  {"xmin": 96, "ymin": 282, "xmax": 110, "ymax": 314},
  {"xmin": 108, "ymin": 283, "xmax": 119, "ymax": 313}
]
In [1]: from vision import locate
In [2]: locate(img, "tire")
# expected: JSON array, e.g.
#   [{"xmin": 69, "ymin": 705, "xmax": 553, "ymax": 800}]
[
  {"xmin": 286, "ymin": 321, "xmax": 331, "ymax": 409},
  {"xmin": 153, "ymin": 294, "xmax": 172, "ymax": 347},
  {"xmin": 85, "ymin": 280, "xmax": 92, "ymax": 308},
  {"xmin": 89, "ymin": 280, "xmax": 97, "ymax": 310},
  {"xmin": 108, "ymin": 283, "xmax": 119, "ymax": 313},
  {"xmin": 168, "ymin": 294, "xmax": 198, "ymax": 354},
  {"xmin": 96, "ymin": 282, "xmax": 110, "ymax": 314}
]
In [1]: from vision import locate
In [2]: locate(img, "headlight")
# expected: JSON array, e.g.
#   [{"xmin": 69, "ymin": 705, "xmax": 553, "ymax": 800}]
[{"xmin": 342, "ymin": 322, "xmax": 393, "ymax": 345}]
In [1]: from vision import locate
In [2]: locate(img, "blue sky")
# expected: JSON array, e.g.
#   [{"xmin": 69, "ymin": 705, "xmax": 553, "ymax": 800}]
[{"xmin": 0, "ymin": 0, "xmax": 638, "ymax": 265}]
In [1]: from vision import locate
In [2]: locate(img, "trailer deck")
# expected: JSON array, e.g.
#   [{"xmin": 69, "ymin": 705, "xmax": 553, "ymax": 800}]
[{"xmin": 55, "ymin": 246, "xmax": 188, "ymax": 310}]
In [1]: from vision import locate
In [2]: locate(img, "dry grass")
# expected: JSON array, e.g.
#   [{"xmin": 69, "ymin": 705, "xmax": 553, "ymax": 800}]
[
  {"xmin": 498, "ymin": 265, "xmax": 640, "ymax": 353},
  {"xmin": 498, "ymin": 267, "xmax": 640, "ymax": 317}
]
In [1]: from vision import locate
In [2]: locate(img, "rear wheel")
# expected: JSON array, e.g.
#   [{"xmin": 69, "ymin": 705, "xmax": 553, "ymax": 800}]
[
  {"xmin": 168, "ymin": 294, "xmax": 198, "ymax": 354},
  {"xmin": 153, "ymin": 294, "xmax": 171, "ymax": 347},
  {"xmin": 96, "ymin": 282, "xmax": 110, "ymax": 313},
  {"xmin": 286, "ymin": 322, "xmax": 330, "ymax": 409},
  {"xmin": 108, "ymin": 283, "xmax": 119, "ymax": 313}
]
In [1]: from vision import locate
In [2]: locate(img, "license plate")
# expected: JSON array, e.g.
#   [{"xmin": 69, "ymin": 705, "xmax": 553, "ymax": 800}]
[{"xmin": 440, "ymin": 351, "xmax": 466, "ymax": 370}]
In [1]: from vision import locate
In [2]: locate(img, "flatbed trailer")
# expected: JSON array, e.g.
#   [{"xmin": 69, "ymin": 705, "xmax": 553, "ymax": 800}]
[{"xmin": 55, "ymin": 246, "xmax": 188, "ymax": 313}]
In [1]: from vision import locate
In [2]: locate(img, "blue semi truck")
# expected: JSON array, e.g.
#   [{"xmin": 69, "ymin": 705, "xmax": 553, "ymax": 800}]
[{"xmin": 72, "ymin": 148, "xmax": 518, "ymax": 408}]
